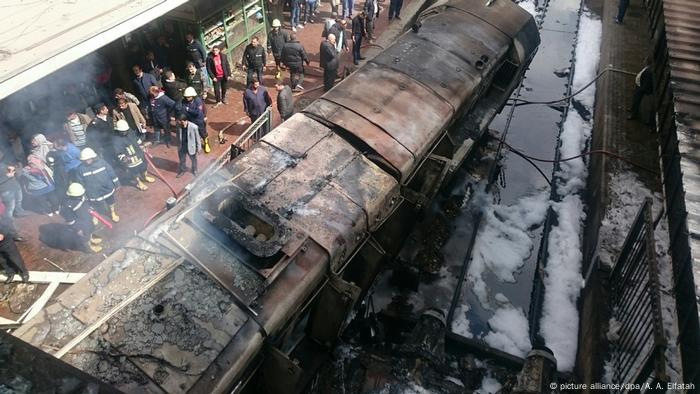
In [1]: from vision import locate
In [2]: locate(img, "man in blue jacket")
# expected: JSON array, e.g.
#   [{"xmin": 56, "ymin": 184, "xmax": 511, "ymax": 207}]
[
  {"xmin": 147, "ymin": 86, "xmax": 178, "ymax": 146},
  {"xmin": 132, "ymin": 65, "xmax": 159, "ymax": 111},
  {"xmin": 243, "ymin": 80, "xmax": 273, "ymax": 136},
  {"xmin": 182, "ymin": 87, "xmax": 211, "ymax": 152}
]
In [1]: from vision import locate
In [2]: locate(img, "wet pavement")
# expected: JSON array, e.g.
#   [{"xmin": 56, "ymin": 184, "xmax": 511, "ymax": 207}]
[
  {"xmin": 0, "ymin": 0, "xmax": 405, "ymax": 320},
  {"xmin": 370, "ymin": 0, "xmax": 585, "ymax": 343},
  {"xmin": 454, "ymin": 0, "xmax": 583, "ymax": 338}
]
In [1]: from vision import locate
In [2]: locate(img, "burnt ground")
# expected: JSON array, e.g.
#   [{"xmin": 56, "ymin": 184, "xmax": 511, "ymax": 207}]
[{"xmin": 0, "ymin": 0, "xmax": 403, "ymax": 321}]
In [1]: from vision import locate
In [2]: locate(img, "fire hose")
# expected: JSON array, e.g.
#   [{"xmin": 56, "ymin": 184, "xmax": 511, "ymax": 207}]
[
  {"xmin": 141, "ymin": 148, "xmax": 180, "ymax": 228},
  {"xmin": 143, "ymin": 148, "xmax": 178, "ymax": 199}
]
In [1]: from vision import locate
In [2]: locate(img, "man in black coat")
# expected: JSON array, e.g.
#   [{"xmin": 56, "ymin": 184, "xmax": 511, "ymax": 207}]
[
  {"xmin": 0, "ymin": 219, "xmax": 28, "ymax": 282},
  {"xmin": 351, "ymin": 12, "xmax": 367, "ymax": 65},
  {"xmin": 320, "ymin": 34, "xmax": 340, "ymax": 92},
  {"xmin": 162, "ymin": 70, "xmax": 187, "ymax": 103},
  {"xmin": 281, "ymin": 33, "xmax": 310, "ymax": 90},
  {"xmin": 275, "ymin": 79, "xmax": 294, "ymax": 121},
  {"xmin": 267, "ymin": 20, "xmax": 290, "ymax": 75},
  {"xmin": 242, "ymin": 36, "xmax": 267, "ymax": 87},
  {"xmin": 86, "ymin": 103, "xmax": 114, "ymax": 163},
  {"xmin": 185, "ymin": 33, "xmax": 209, "ymax": 89}
]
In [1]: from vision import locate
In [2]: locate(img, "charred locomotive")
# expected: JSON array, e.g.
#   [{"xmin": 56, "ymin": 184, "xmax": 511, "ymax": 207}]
[{"xmin": 15, "ymin": 0, "xmax": 539, "ymax": 392}]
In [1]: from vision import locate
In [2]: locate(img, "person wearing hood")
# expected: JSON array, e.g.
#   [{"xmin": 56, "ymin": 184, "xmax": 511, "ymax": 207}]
[
  {"xmin": 61, "ymin": 183, "xmax": 103, "ymax": 253},
  {"xmin": 28, "ymin": 134, "xmax": 53, "ymax": 168},
  {"xmin": 148, "ymin": 86, "xmax": 177, "ymax": 146},
  {"xmin": 112, "ymin": 120, "xmax": 155, "ymax": 191},
  {"xmin": 267, "ymin": 20, "xmax": 290, "ymax": 78},
  {"xmin": 182, "ymin": 87, "xmax": 211, "ymax": 151},
  {"xmin": 75, "ymin": 147, "xmax": 120, "ymax": 222},
  {"xmin": 22, "ymin": 155, "xmax": 59, "ymax": 216}
]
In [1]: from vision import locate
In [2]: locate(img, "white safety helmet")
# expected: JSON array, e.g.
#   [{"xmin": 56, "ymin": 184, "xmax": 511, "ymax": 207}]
[
  {"xmin": 66, "ymin": 182, "xmax": 85, "ymax": 197},
  {"xmin": 272, "ymin": 19, "xmax": 282, "ymax": 27},
  {"xmin": 183, "ymin": 87, "xmax": 198, "ymax": 97},
  {"xmin": 80, "ymin": 147, "xmax": 97, "ymax": 161},
  {"xmin": 115, "ymin": 119, "xmax": 130, "ymax": 132}
]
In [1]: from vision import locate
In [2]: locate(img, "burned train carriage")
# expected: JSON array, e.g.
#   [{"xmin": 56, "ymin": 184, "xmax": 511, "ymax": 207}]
[{"xmin": 15, "ymin": 0, "xmax": 538, "ymax": 392}]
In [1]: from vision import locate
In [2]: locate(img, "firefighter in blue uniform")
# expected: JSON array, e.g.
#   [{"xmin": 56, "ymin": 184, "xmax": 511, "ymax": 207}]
[
  {"xmin": 75, "ymin": 147, "xmax": 121, "ymax": 223},
  {"xmin": 62, "ymin": 183, "xmax": 103, "ymax": 253},
  {"xmin": 112, "ymin": 119, "xmax": 155, "ymax": 191}
]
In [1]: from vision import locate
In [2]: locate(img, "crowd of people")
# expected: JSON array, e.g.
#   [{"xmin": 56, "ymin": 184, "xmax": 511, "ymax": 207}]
[{"xmin": 0, "ymin": 0, "xmax": 392, "ymax": 281}]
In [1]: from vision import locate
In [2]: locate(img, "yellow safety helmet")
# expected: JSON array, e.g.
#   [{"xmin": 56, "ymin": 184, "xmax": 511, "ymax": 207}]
[
  {"xmin": 66, "ymin": 182, "xmax": 85, "ymax": 197},
  {"xmin": 272, "ymin": 19, "xmax": 282, "ymax": 27}
]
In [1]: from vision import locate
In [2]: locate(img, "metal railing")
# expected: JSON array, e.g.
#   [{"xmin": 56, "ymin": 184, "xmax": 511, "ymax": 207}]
[
  {"xmin": 230, "ymin": 108, "xmax": 273, "ymax": 160},
  {"xmin": 644, "ymin": 0, "xmax": 700, "ymax": 385},
  {"xmin": 608, "ymin": 198, "xmax": 668, "ymax": 391}
]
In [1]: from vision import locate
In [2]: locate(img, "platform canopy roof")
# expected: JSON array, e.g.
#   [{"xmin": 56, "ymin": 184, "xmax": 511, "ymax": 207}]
[{"xmin": 0, "ymin": 0, "xmax": 190, "ymax": 100}]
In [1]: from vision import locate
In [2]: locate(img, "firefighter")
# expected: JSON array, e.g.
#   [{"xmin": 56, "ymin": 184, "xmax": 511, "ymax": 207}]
[
  {"xmin": 75, "ymin": 147, "xmax": 121, "ymax": 223},
  {"xmin": 112, "ymin": 120, "xmax": 155, "ymax": 191},
  {"xmin": 62, "ymin": 183, "xmax": 103, "ymax": 253},
  {"xmin": 182, "ymin": 87, "xmax": 210, "ymax": 153}
]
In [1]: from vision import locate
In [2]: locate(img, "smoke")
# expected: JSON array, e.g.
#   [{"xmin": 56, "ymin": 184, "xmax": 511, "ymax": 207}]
[{"xmin": 0, "ymin": 52, "xmax": 113, "ymax": 164}]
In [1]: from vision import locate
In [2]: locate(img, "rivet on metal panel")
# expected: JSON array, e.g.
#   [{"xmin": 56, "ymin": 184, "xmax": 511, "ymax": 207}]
[
  {"xmin": 481, "ymin": 55, "xmax": 490, "ymax": 63},
  {"xmin": 456, "ymin": 67, "xmax": 462, "ymax": 72},
  {"xmin": 373, "ymin": 107, "xmax": 382, "ymax": 113},
  {"xmin": 301, "ymin": 243, "xmax": 308, "ymax": 253},
  {"xmin": 399, "ymin": 83, "xmax": 407, "ymax": 90},
  {"xmin": 440, "ymin": 82, "xmax": 447, "ymax": 88},
  {"xmin": 475, "ymin": 60, "xmax": 484, "ymax": 70},
  {"xmin": 393, "ymin": 57, "xmax": 400, "ymax": 63}
]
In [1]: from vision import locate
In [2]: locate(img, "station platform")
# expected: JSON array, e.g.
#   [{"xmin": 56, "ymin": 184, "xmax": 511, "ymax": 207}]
[{"xmin": 0, "ymin": 0, "xmax": 410, "ymax": 320}]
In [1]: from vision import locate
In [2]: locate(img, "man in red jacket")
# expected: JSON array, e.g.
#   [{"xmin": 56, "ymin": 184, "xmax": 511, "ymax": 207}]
[{"xmin": 206, "ymin": 45, "xmax": 232, "ymax": 108}]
